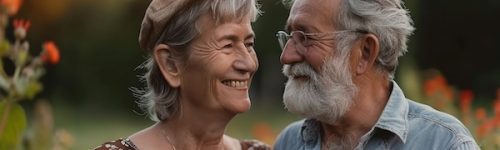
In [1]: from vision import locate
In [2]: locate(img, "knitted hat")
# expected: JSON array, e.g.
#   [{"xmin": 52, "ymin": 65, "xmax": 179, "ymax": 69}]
[{"xmin": 139, "ymin": 0, "xmax": 192, "ymax": 51}]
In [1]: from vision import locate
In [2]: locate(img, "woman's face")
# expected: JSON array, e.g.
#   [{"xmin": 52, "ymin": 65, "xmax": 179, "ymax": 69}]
[{"xmin": 179, "ymin": 14, "xmax": 258, "ymax": 114}]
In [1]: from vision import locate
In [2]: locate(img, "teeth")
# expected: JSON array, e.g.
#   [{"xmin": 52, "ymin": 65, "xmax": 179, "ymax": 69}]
[{"xmin": 222, "ymin": 80, "xmax": 247, "ymax": 88}]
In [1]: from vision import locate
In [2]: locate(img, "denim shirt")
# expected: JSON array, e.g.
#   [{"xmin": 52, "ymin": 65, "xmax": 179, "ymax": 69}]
[{"xmin": 274, "ymin": 81, "xmax": 479, "ymax": 150}]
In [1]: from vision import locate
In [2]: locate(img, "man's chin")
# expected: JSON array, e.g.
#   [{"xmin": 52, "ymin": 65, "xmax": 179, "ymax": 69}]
[
  {"xmin": 283, "ymin": 91, "xmax": 348, "ymax": 125},
  {"xmin": 283, "ymin": 93, "xmax": 313, "ymax": 116},
  {"xmin": 285, "ymin": 103, "xmax": 342, "ymax": 124},
  {"xmin": 283, "ymin": 93, "xmax": 338, "ymax": 123}
]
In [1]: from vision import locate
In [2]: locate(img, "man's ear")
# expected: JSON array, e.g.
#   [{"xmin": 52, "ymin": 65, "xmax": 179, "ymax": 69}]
[
  {"xmin": 154, "ymin": 44, "xmax": 181, "ymax": 87},
  {"xmin": 355, "ymin": 34, "xmax": 379, "ymax": 75}
]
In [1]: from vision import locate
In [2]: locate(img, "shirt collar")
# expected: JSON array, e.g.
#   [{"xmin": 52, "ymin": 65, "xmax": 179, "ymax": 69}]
[
  {"xmin": 301, "ymin": 119, "xmax": 321, "ymax": 146},
  {"xmin": 373, "ymin": 81, "xmax": 409, "ymax": 143},
  {"xmin": 299, "ymin": 81, "xmax": 410, "ymax": 144}
]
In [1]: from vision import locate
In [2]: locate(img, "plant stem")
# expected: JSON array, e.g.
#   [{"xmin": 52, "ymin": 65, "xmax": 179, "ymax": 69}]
[
  {"xmin": 0, "ymin": 99, "xmax": 12, "ymax": 136},
  {"xmin": 0, "ymin": 60, "xmax": 9, "ymax": 92},
  {"xmin": 10, "ymin": 64, "xmax": 21, "ymax": 97},
  {"xmin": 13, "ymin": 61, "xmax": 21, "ymax": 82}
]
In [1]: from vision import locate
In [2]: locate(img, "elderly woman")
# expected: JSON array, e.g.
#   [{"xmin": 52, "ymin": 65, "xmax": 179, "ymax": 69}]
[{"xmin": 94, "ymin": 0, "xmax": 269, "ymax": 149}]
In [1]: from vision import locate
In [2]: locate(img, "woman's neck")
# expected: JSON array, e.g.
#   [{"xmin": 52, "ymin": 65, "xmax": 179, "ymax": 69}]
[{"xmin": 159, "ymin": 103, "xmax": 237, "ymax": 150}]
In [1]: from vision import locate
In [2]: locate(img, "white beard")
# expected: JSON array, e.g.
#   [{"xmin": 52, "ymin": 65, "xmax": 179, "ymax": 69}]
[{"xmin": 282, "ymin": 54, "xmax": 357, "ymax": 124}]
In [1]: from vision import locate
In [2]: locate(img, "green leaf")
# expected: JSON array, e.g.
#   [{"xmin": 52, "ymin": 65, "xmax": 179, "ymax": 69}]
[
  {"xmin": 16, "ymin": 50, "xmax": 28, "ymax": 67},
  {"xmin": 0, "ymin": 40, "xmax": 10, "ymax": 57},
  {"xmin": 0, "ymin": 101, "xmax": 27, "ymax": 150},
  {"xmin": 25, "ymin": 81, "xmax": 43, "ymax": 100},
  {"xmin": 14, "ymin": 77, "xmax": 28, "ymax": 97}
]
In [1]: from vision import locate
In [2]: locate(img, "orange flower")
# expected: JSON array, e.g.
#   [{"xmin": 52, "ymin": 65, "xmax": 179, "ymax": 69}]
[
  {"xmin": 476, "ymin": 120, "xmax": 494, "ymax": 139},
  {"xmin": 460, "ymin": 90, "xmax": 473, "ymax": 114},
  {"xmin": 475, "ymin": 107, "xmax": 487, "ymax": 122},
  {"xmin": 13, "ymin": 19, "xmax": 30, "ymax": 31},
  {"xmin": 41, "ymin": 41, "xmax": 60, "ymax": 64},
  {"xmin": 494, "ymin": 100, "xmax": 500, "ymax": 116},
  {"xmin": 494, "ymin": 114, "xmax": 500, "ymax": 128},
  {"xmin": 424, "ymin": 75, "xmax": 441, "ymax": 96},
  {"xmin": 476, "ymin": 124, "xmax": 487, "ymax": 139},
  {"xmin": 424, "ymin": 75, "xmax": 453, "ymax": 100},
  {"xmin": 13, "ymin": 19, "xmax": 30, "ymax": 39},
  {"xmin": 1, "ymin": 0, "xmax": 23, "ymax": 16},
  {"xmin": 251, "ymin": 122, "xmax": 275, "ymax": 145}
]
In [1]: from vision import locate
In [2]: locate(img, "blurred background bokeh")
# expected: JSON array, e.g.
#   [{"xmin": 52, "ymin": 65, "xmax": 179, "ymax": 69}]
[{"xmin": 1, "ymin": 0, "xmax": 499, "ymax": 149}]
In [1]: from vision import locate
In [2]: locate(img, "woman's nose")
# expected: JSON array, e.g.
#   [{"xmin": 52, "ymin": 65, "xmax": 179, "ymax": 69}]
[
  {"xmin": 280, "ymin": 41, "xmax": 304, "ymax": 65},
  {"xmin": 233, "ymin": 49, "xmax": 258, "ymax": 74}
]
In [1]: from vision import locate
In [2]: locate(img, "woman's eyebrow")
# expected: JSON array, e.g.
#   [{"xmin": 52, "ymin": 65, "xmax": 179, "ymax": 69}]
[
  {"xmin": 217, "ymin": 34, "xmax": 239, "ymax": 41},
  {"xmin": 217, "ymin": 33, "xmax": 255, "ymax": 41},
  {"xmin": 245, "ymin": 33, "xmax": 255, "ymax": 40}
]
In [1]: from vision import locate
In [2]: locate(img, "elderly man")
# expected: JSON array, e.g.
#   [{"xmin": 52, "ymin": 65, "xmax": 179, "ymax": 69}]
[{"xmin": 273, "ymin": 0, "xmax": 479, "ymax": 149}]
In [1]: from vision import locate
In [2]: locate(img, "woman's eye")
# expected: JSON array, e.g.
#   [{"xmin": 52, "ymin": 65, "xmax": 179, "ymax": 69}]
[
  {"xmin": 245, "ymin": 42, "xmax": 254, "ymax": 48},
  {"xmin": 222, "ymin": 43, "xmax": 233, "ymax": 49}
]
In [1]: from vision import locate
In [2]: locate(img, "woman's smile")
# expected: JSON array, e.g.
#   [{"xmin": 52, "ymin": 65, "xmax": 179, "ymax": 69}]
[{"xmin": 221, "ymin": 80, "xmax": 249, "ymax": 90}]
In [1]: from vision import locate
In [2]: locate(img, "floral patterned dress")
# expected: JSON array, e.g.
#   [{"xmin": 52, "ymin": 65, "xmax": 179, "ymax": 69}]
[{"xmin": 94, "ymin": 138, "xmax": 270, "ymax": 150}]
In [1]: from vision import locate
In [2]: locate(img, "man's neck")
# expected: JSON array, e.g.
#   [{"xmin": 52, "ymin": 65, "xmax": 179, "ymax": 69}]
[{"xmin": 321, "ymin": 76, "xmax": 391, "ymax": 148}]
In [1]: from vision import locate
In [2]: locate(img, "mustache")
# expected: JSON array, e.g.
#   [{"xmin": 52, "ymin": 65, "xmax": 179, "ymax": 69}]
[{"xmin": 282, "ymin": 63, "xmax": 317, "ymax": 78}]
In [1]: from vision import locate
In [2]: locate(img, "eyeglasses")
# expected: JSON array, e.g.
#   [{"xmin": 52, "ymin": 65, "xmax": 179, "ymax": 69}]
[{"xmin": 275, "ymin": 30, "xmax": 367, "ymax": 52}]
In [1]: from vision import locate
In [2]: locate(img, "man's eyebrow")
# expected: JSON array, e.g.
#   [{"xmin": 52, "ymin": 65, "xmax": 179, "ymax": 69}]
[
  {"xmin": 284, "ymin": 17, "xmax": 312, "ymax": 32},
  {"xmin": 285, "ymin": 23, "xmax": 308, "ymax": 33},
  {"xmin": 284, "ymin": 19, "xmax": 291, "ymax": 31},
  {"xmin": 284, "ymin": 24, "xmax": 290, "ymax": 32}
]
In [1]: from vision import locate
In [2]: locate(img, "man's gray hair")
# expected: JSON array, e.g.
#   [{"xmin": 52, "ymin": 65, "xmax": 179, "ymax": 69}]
[
  {"xmin": 284, "ymin": 0, "xmax": 415, "ymax": 79},
  {"xmin": 135, "ymin": 0, "xmax": 261, "ymax": 122},
  {"xmin": 338, "ymin": 0, "xmax": 414, "ymax": 78}
]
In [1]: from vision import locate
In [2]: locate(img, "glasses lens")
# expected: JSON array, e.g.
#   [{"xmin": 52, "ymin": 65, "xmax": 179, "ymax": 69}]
[
  {"xmin": 277, "ymin": 31, "xmax": 289, "ymax": 50},
  {"xmin": 291, "ymin": 31, "xmax": 306, "ymax": 47},
  {"xmin": 276, "ymin": 31, "xmax": 308, "ymax": 53}
]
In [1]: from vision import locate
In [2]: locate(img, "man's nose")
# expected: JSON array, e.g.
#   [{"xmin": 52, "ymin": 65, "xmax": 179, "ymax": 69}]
[{"xmin": 280, "ymin": 41, "xmax": 304, "ymax": 65}]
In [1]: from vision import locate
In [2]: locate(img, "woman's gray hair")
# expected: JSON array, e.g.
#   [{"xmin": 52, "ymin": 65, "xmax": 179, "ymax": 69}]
[
  {"xmin": 337, "ymin": 0, "xmax": 414, "ymax": 79},
  {"xmin": 135, "ymin": 0, "xmax": 261, "ymax": 122}
]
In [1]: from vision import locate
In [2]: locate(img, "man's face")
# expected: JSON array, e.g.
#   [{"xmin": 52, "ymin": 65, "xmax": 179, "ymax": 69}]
[
  {"xmin": 280, "ymin": 0, "xmax": 341, "ymax": 71},
  {"xmin": 281, "ymin": 0, "xmax": 358, "ymax": 124}
]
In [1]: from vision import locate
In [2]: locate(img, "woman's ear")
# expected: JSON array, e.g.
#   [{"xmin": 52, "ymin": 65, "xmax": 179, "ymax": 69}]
[
  {"xmin": 154, "ymin": 44, "xmax": 181, "ymax": 87},
  {"xmin": 355, "ymin": 33, "xmax": 380, "ymax": 75}
]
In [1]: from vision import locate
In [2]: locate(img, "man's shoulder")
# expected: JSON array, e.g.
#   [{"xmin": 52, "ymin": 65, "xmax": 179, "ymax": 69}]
[
  {"xmin": 276, "ymin": 119, "xmax": 305, "ymax": 140},
  {"xmin": 274, "ymin": 119, "xmax": 306, "ymax": 150},
  {"xmin": 405, "ymin": 99, "xmax": 476, "ymax": 148},
  {"xmin": 407, "ymin": 99, "xmax": 466, "ymax": 130}
]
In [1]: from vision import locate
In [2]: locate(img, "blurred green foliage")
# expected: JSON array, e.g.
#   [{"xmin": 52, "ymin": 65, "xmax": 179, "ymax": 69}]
[
  {"xmin": 9, "ymin": 0, "xmax": 499, "ymax": 149},
  {"xmin": 0, "ymin": 102, "xmax": 26, "ymax": 149}
]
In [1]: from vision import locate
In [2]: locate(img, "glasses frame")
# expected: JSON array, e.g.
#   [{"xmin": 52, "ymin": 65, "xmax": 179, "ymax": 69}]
[{"xmin": 275, "ymin": 30, "xmax": 368, "ymax": 52}]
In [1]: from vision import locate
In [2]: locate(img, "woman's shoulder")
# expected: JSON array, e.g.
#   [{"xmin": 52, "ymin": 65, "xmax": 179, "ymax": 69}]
[
  {"xmin": 239, "ymin": 139, "xmax": 271, "ymax": 150},
  {"xmin": 224, "ymin": 135, "xmax": 270, "ymax": 150},
  {"xmin": 93, "ymin": 138, "xmax": 138, "ymax": 150}
]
